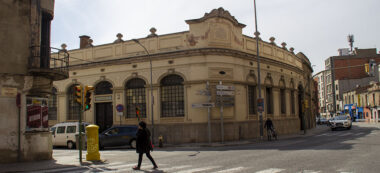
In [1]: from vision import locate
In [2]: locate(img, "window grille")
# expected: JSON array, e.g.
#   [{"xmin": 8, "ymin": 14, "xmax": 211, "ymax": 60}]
[
  {"xmin": 125, "ymin": 78, "xmax": 146, "ymax": 118},
  {"xmin": 48, "ymin": 87, "xmax": 57, "ymax": 120},
  {"xmin": 160, "ymin": 75, "xmax": 184, "ymax": 117},
  {"xmin": 67, "ymin": 84, "xmax": 81, "ymax": 120},
  {"xmin": 95, "ymin": 81, "xmax": 113, "ymax": 95},
  {"xmin": 248, "ymin": 85, "xmax": 257, "ymax": 114}
]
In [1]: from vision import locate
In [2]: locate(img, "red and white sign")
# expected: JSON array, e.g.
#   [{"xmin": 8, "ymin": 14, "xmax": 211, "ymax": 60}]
[{"xmin": 26, "ymin": 97, "xmax": 49, "ymax": 131}]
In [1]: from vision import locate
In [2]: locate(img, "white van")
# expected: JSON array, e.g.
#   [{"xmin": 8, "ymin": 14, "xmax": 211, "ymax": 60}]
[{"xmin": 50, "ymin": 122, "xmax": 90, "ymax": 149}]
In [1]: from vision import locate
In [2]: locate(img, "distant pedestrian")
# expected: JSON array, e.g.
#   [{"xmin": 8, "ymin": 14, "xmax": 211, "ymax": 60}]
[
  {"xmin": 133, "ymin": 121, "xmax": 158, "ymax": 170},
  {"xmin": 264, "ymin": 118, "xmax": 274, "ymax": 132}
]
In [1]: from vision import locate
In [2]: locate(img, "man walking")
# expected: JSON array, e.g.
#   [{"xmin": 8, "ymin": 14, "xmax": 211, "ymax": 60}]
[{"xmin": 133, "ymin": 121, "xmax": 158, "ymax": 170}]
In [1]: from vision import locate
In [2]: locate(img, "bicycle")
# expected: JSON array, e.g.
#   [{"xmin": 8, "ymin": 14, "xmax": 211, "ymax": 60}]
[{"xmin": 267, "ymin": 128, "xmax": 278, "ymax": 141}]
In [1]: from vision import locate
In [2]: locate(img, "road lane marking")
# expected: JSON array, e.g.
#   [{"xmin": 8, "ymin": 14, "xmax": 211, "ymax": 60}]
[
  {"xmin": 355, "ymin": 132, "xmax": 364, "ymax": 136},
  {"xmin": 338, "ymin": 133, "xmax": 352, "ymax": 136},
  {"xmin": 28, "ymin": 166, "xmax": 88, "ymax": 173},
  {"xmin": 211, "ymin": 166, "xmax": 245, "ymax": 173},
  {"xmin": 174, "ymin": 166, "xmax": 220, "ymax": 173},
  {"xmin": 255, "ymin": 168, "xmax": 285, "ymax": 173},
  {"xmin": 296, "ymin": 170, "xmax": 321, "ymax": 173}
]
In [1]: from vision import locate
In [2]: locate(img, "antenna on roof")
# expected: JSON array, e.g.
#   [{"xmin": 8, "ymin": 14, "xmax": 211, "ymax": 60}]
[{"xmin": 347, "ymin": 34, "xmax": 354, "ymax": 53}]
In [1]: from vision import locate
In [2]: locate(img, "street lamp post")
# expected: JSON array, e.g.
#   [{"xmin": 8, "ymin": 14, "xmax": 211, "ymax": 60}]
[
  {"xmin": 132, "ymin": 39, "xmax": 155, "ymax": 144},
  {"xmin": 254, "ymin": 0, "xmax": 264, "ymax": 139}
]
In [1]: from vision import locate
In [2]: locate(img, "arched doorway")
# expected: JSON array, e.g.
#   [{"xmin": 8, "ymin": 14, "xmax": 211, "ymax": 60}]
[
  {"xmin": 94, "ymin": 81, "xmax": 113, "ymax": 133},
  {"xmin": 298, "ymin": 84, "xmax": 304, "ymax": 130}
]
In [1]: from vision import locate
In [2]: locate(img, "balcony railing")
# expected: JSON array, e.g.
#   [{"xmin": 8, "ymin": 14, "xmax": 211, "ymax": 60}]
[{"xmin": 29, "ymin": 46, "xmax": 69, "ymax": 81}]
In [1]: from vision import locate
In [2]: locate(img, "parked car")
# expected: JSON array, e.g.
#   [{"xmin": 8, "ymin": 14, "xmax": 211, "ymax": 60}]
[
  {"xmin": 329, "ymin": 115, "xmax": 352, "ymax": 130},
  {"xmin": 317, "ymin": 117, "xmax": 329, "ymax": 125},
  {"xmin": 99, "ymin": 125, "xmax": 138, "ymax": 150},
  {"xmin": 50, "ymin": 122, "xmax": 90, "ymax": 149}
]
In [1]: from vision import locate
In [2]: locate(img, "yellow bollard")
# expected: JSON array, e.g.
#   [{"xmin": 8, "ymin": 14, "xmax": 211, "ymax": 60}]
[{"xmin": 86, "ymin": 125, "xmax": 100, "ymax": 161}]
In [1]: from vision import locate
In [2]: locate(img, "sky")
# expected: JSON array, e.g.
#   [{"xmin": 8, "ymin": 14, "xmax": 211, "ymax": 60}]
[{"xmin": 51, "ymin": 0, "xmax": 380, "ymax": 74}]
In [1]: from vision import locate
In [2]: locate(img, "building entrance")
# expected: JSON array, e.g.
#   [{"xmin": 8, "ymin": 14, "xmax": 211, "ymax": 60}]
[
  {"xmin": 94, "ymin": 81, "xmax": 114, "ymax": 133},
  {"xmin": 96, "ymin": 102, "xmax": 113, "ymax": 133}
]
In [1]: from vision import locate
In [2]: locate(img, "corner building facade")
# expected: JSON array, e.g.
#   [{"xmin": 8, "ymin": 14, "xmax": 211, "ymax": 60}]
[
  {"xmin": 1, "ymin": 0, "xmax": 68, "ymax": 162},
  {"xmin": 52, "ymin": 8, "xmax": 316, "ymax": 144}
]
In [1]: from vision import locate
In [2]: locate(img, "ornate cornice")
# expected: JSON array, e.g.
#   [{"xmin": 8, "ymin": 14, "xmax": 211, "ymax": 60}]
[
  {"xmin": 68, "ymin": 48, "xmax": 304, "ymax": 75},
  {"xmin": 186, "ymin": 7, "xmax": 246, "ymax": 28}
]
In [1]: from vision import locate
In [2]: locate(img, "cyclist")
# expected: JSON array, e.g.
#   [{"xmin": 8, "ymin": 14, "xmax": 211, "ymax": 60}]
[{"xmin": 264, "ymin": 118, "xmax": 277, "ymax": 140}]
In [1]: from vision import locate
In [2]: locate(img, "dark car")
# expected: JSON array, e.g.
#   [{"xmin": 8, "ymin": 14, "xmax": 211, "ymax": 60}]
[{"xmin": 99, "ymin": 125, "xmax": 138, "ymax": 150}]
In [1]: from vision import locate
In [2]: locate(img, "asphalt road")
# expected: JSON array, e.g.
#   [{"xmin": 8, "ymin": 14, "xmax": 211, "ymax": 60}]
[{"xmin": 34, "ymin": 123, "xmax": 380, "ymax": 173}]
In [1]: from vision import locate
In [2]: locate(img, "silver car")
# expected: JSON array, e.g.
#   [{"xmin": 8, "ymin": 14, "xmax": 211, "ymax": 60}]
[{"xmin": 330, "ymin": 115, "xmax": 352, "ymax": 130}]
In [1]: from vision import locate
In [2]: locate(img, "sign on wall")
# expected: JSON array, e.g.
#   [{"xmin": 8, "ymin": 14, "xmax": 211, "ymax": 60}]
[{"xmin": 26, "ymin": 97, "xmax": 49, "ymax": 131}]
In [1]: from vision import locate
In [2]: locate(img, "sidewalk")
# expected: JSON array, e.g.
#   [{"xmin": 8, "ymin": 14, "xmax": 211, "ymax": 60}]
[
  {"xmin": 0, "ymin": 125, "xmax": 330, "ymax": 173},
  {"xmin": 164, "ymin": 124, "xmax": 330, "ymax": 148}
]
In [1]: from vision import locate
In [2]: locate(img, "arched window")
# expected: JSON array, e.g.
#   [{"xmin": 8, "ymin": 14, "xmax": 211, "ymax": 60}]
[
  {"xmin": 160, "ymin": 74, "xmax": 184, "ymax": 117},
  {"xmin": 279, "ymin": 79, "xmax": 286, "ymax": 114},
  {"xmin": 67, "ymin": 84, "xmax": 81, "ymax": 120},
  {"xmin": 247, "ymin": 75, "xmax": 257, "ymax": 115},
  {"xmin": 266, "ymin": 87, "xmax": 273, "ymax": 114},
  {"xmin": 48, "ymin": 87, "xmax": 57, "ymax": 120},
  {"xmin": 264, "ymin": 75, "xmax": 273, "ymax": 115},
  {"xmin": 95, "ymin": 81, "xmax": 113, "ymax": 95},
  {"xmin": 125, "ymin": 78, "xmax": 146, "ymax": 118},
  {"xmin": 248, "ymin": 85, "xmax": 257, "ymax": 115}
]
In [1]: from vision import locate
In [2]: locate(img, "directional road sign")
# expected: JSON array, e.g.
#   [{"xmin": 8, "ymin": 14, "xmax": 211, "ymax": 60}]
[
  {"xmin": 216, "ymin": 91, "xmax": 235, "ymax": 96},
  {"xmin": 192, "ymin": 103, "xmax": 215, "ymax": 108},
  {"xmin": 216, "ymin": 85, "xmax": 235, "ymax": 90},
  {"xmin": 196, "ymin": 90, "xmax": 211, "ymax": 96}
]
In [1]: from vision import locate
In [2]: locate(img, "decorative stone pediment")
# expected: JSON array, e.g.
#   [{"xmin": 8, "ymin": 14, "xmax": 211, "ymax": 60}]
[{"xmin": 186, "ymin": 7, "xmax": 246, "ymax": 28}]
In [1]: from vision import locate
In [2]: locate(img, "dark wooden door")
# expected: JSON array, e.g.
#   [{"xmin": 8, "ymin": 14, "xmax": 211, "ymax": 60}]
[{"xmin": 96, "ymin": 102, "xmax": 113, "ymax": 133}]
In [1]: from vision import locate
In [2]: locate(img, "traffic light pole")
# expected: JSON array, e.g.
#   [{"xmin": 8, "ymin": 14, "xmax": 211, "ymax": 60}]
[{"xmin": 79, "ymin": 87, "xmax": 84, "ymax": 164}]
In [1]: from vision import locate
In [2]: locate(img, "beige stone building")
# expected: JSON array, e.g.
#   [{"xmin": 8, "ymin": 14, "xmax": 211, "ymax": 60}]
[
  {"xmin": 0, "ymin": 0, "xmax": 67, "ymax": 162},
  {"xmin": 51, "ymin": 8, "xmax": 316, "ymax": 144}
]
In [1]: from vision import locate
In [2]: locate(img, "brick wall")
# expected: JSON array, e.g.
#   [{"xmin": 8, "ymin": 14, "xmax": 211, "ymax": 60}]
[{"xmin": 334, "ymin": 57, "xmax": 380, "ymax": 80}]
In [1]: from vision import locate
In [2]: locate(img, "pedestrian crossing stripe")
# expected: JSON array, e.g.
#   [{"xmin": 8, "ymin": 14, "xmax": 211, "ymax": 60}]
[
  {"xmin": 159, "ymin": 165, "xmax": 193, "ymax": 172},
  {"xmin": 255, "ymin": 168, "xmax": 285, "ymax": 173},
  {"xmin": 296, "ymin": 170, "xmax": 321, "ymax": 173},
  {"xmin": 212, "ymin": 166, "xmax": 245, "ymax": 173},
  {"xmin": 174, "ymin": 166, "xmax": 220, "ymax": 173},
  {"xmin": 26, "ymin": 163, "xmax": 356, "ymax": 173}
]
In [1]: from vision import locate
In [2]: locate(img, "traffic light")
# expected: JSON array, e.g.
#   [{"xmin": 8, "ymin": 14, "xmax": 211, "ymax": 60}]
[
  {"xmin": 364, "ymin": 63, "xmax": 369, "ymax": 74},
  {"xmin": 84, "ymin": 86, "xmax": 94, "ymax": 111},
  {"xmin": 136, "ymin": 106, "xmax": 141, "ymax": 120},
  {"xmin": 74, "ymin": 85, "xmax": 82, "ymax": 105}
]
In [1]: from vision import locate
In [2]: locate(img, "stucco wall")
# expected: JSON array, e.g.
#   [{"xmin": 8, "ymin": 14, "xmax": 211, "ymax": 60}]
[{"xmin": 51, "ymin": 8, "xmax": 314, "ymax": 144}]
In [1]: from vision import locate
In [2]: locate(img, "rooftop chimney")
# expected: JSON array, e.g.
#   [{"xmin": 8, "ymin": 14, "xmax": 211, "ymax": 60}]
[{"xmin": 79, "ymin": 35, "xmax": 90, "ymax": 49}]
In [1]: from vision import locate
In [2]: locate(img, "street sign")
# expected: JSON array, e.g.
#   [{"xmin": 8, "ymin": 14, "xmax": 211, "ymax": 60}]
[
  {"xmin": 196, "ymin": 89, "xmax": 211, "ymax": 96},
  {"xmin": 116, "ymin": 104, "xmax": 124, "ymax": 112},
  {"xmin": 217, "ymin": 91, "xmax": 235, "ymax": 96},
  {"xmin": 117, "ymin": 112, "xmax": 123, "ymax": 116},
  {"xmin": 257, "ymin": 98, "xmax": 264, "ymax": 113},
  {"xmin": 216, "ymin": 96, "xmax": 234, "ymax": 102},
  {"xmin": 216, "ymin": 102, "xmax": 234, "ymax": 107},
  {"xmin": 216, "ymin": 85, "xmax": 235, "ymax": 90},
  {"xmin": 192, "ymin": 103, "xmax": 215, "ymax": 108}
]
